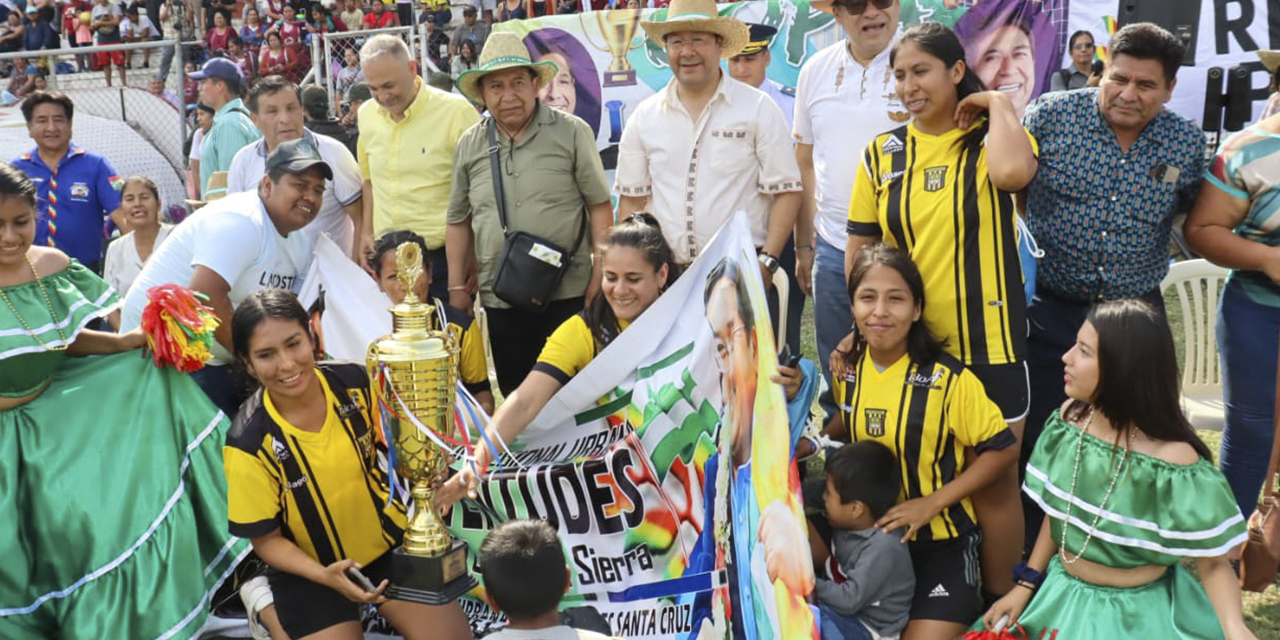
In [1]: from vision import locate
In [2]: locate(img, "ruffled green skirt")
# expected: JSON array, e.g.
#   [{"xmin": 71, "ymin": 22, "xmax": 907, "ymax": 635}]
[
  {"xmin": 979, "ymin": 555, "xmax": 1226, "ymax": 639},
  {"xmin": 0, "ymin": 352, "xmax": 249, "ymax": 639}
]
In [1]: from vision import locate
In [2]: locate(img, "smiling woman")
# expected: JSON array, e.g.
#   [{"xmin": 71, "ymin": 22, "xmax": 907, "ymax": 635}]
[{"xmin": 102, "ymin": 176, "xmax": 172, "ymax": 300}]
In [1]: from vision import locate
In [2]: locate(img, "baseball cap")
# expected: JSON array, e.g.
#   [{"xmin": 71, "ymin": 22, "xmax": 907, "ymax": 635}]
[
  {"xmin": 266, "ymin": 138, "xmax": 334, "ymax": 180},
  {"xmin": 462, "ymin": 5, "xmax": 476, "ymax": 14},
  {"xmin": 347, "ymin": 82, "xmax": 371, "ymax": 103},
  {"xmin": 300, "ymin": 84, "xmax": 330, "ymax": 116},
  {"xmin": 189, "ymin": 58, "xmax": 243, "ymax": 82}
]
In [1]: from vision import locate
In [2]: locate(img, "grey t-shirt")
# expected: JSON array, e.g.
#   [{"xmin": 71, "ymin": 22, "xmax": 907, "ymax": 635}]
[
  {"xmin": 814, "ymin": 526, "xmax": 915, "ymax": 638},
  {"xmin": 92, "ymin": 2, "xmax": 123, "ymax": 42}
]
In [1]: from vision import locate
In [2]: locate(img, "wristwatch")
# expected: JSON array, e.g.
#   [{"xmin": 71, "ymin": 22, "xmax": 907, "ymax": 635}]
[{"xmin": 758, "ymin": 252, "xmax": 780, "ymax": 275}]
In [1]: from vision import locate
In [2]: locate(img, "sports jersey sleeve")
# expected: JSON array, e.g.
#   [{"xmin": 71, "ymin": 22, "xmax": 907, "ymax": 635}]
[
  {"xmin": 531, "ymin": 313, "xmax": 594, "ymax": 385},
  {"xmin": 224, "ymin": 445, "xmax": 283, "ymax": 538},
  {"xmin": 190, "ymin": 211, "xmax": 261, "ymax": 286},
  {"xmin": 947, "ymin": 368, "xmax": 1016, "ymax": 453},
  {"xmin": 457, "ymin": 316, "xmax": 490, "ymax": 394},
  {"xmin": 846, "ymin": 142, "xmax": 881, "ymax": 237}
]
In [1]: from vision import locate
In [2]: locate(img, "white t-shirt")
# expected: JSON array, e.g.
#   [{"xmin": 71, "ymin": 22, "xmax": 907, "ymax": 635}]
[
  {"xmin": 793, "ymin": 33, "xmax": 905, "ymax": 248},
  {"xmin": 103, "ymin": 223, "xmax": 172, "ymax": 298},
  {"xmin": 189, "ymin": 128, "xmax": 206, "ymax": 162},
  {"xmin": 120, "ymin": 191, "xmax": 315, "ymax": 364},
  {"xmin": 483, "ymin": 625, "xmax": 622, "ymax": 640},
  {"xmin": 225, "ymin": 130, "xmax": 361, "ymax": 255},
  {"xmin": 123, "ymin": 14, "xmax": 158, "ymax": 39}
]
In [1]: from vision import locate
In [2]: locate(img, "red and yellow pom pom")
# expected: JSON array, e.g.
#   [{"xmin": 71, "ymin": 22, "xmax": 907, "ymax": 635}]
[{"xmin": 140, "ymin": 284, "xmax": 219, "ymax": 372}]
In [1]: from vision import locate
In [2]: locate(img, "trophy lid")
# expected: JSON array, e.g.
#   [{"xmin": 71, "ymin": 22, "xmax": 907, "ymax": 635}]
[{"xmin": 390, "ymin": 242, "xmax": 434, "ymax": 337}]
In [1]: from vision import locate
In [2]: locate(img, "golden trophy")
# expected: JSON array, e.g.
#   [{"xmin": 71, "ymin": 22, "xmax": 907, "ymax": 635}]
[
  {"xmin": 367, "ymin": 242, "xmax": 477, "ymax": 604},
  {"xmin": 583, "ymin": 9, "xmax": 641, "ymax": 87}
]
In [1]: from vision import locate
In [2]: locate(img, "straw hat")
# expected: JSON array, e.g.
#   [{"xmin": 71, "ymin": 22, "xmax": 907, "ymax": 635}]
[
  {"xmin": 456, "ymin": 32, "xmax": 559, "ymax": 105},
  {"xmin": 640, "ymin": 0, "xmax": 749, "ymax": 59},
  {"xmin": 1258, "ymin": 50, "xmax": 1280, "ymax": 74},
  {"xmin": 184, "ymin": 172, "xmax": 229, "ymax": 209}
]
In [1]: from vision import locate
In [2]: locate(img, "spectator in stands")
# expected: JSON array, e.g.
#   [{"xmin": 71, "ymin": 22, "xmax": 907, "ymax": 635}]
[
  {"xmin": 451, "ymin": 39, "xmax": 476, "ymax": 82},
  {"xmin": 229, "ymin": 77, "xmax": 363, "ymax": 259},
  {"xmin": 226, "ymin": 35, "xmax": 254, "ymax": 83},
  {"xmin": 305, "ymin": 3, "xmax": 347, "ymax": 39},
  {"xmin": 270, "ymin": 3, "xmax": 308, "ymax": 65},
  {"xmin": 12, "ymin": 91, "xmax": 125, "ymax": 273},
  {"xmin": 335, "ymin": 46, "xmax": 362, "ymax": 101},
  {"xmin": 182, "ymin": 60, "xmax": 198, "ymax": 104},
  {"xmin": 497, "ymin": 0, "xmax": 525, "ymax": 23},
  {"xmin": 1020, "ymin": 23, "xmax": 1205, "ymax": 546},
  {"xmin": 259, "ymin": 30, "xmax": 299, "ymax": 82},
  {"xmin": 122, "ymin": 139, "xmax": 330, "ymax": 414},
  {"xmin": 30, "ymin": 69, "xmax": 46, "ymax": 91},
  {"xmin": 148, "ymin": 76, "xmax": 180, "ymax": 109},
  {"xmin": 446, "ymin": 32, "xmax": 612, "ymax": 393},
  {"xmin": 449, "ymin": 5, "xmax": 488, "ymax": 57},
  {"xmin": 91, "ymin": 0, "xmax": 127, "ymax": 86},
  {"xmin": 340, "ymin": 80, "xmax": 367, "ymax": 144},
  {"xmin": 1049, "ymin": 30, "xmax": 1098, "ymax": 92},
  {"xmin": 203, "ymin": 0, "xmax": 235, "ymax": 33},
  {"xmin": 361, "ymin": 0, "xmax": 398, "ymax": 29},
  {"xmin": 28, "ymin": 0, "xmax": 58, "ymax": 52},
  {"xmin": 469, "ymin": 0, "xmax": 494, "ymax": 26},
  {"xmin": 302, "ymin": 84, "xmax": 355, "ymax": 152},
  {"xmin": 122, "ymin": 5, "xmax": 157, "ymax": 69},
  {"xmin": 6, "ymin": 57, "xmax": 35, "ymax": 101},
  {"xmin": 103, "ymin": 176, "xmax": 172, "ymax": 298},
  {"xmin": 422, "ymin": 15, "xmax": 449, "ymax": 71},
  {"xmin": 258, "ymin": 0, "xmax": 286, "ymax": 24},
  {"xmin": 240, "ymin": 6, "xmax": 267, "ymax": 56},
  {"xmin": 191, "ymin": 57, "xmax": 260, "ymax": 199},
  {"xmin": 0, "ymin": 11, "xmax": 24, "ymax": 53},
  {"xmin": 205, "ymin": 9, "xmax": 232, "ymax": 55},
  {"xmin": 357, "ymin": 34, "xmax": 478, "ymax": 291},
  {"xmin": 154, "ymin": 0, "xmax": 192, "ymax": 80},
  {"xmin": 419, "ymin": 0, "xmax": 450, "ymax": 29},
  {"xmin": 394, "ymin": 0, "xmax": 413, "ymax": 31},
  {"xmin": 187, "ymin": 102, "xmax": 214, "ymax": 200},
  {"xmin": 338, "ymin": 0, "xmax": 362, "ymax": 34}
]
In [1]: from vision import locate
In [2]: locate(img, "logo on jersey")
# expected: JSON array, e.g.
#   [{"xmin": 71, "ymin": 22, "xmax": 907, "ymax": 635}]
[
  {"xmin": 923, "ymin": 166, "xmax": 948, "ymax": 192},
  {"xmin": 906, "ymin": 369, "xmax": 944, "ymax": 389},
  {"xmin": 70, "ymin": 182, "xmax": 90, "ymax": 199},
  {"xmin": 881, "ymin": 135, "xmax": 904, "ymax": 154},
  {"xmin": 864, "ymin": 408, "xmax": 887, "ymax": 437},
  {"xmin": 880, "ymin": 170, "xmax": 904, "ymax": 183}
]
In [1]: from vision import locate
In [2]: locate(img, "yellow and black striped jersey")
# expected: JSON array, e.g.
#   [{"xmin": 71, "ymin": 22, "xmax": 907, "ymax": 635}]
[
  {"xmin": 833, "ymin": 350, "xmax": 1015, "ymax": 542},
  {"xmin": 847, "ymin": 123, "xmax": 1035, "ymax": 366},
  {"xmin": 225, "ymin": 362, "xmax": 407, "ymax": 566},
  {"xmin": 532, "ymin": 313, "xmax": 631, "ymax": 384}
]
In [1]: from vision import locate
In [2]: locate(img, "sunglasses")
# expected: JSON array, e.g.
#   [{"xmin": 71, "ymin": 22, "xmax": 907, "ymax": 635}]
[{"xmin": 833, "ymin": 0, "xmax": 895, "ymax": 15}]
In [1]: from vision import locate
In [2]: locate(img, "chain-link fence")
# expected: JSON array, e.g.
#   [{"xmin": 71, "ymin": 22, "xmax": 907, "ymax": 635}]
[
  {"xmin": 320, "ymin": 26, "xmax": 415, "ymax": 118},
  {"xmin": 0, "ymin": 40, "xmax": 189, "ymax": 215}
]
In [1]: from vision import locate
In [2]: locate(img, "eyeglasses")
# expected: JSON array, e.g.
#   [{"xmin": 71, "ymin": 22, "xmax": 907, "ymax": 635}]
[
  {"xmin": 833, "ymin": 0, "xmax": 895, "ymax": 16},
  {"xmin": 1072, "ymin": 42, "xmax": 1095, "ymax": 50}
]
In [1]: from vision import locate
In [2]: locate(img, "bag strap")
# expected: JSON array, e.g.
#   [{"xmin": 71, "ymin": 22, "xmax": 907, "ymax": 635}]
[
  {"xmin": 486, "ymin": 118, "xmax": 509, "ymax": 233},
  {"xmin": 1263, "ymin": 350, "xmax": 1280, "ymax": 498}
]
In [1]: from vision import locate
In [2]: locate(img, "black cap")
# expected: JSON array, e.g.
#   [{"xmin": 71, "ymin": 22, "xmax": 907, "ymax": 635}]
[
  {"xmin": 266, "ymin": 138, "xmax": 333, "ymax": 180},
  {"xmin": 737, "ymin": 24, "xmax": 777, "ymax": 57}
]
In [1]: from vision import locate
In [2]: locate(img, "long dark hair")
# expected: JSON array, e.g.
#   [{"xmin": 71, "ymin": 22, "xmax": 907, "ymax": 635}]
[
  {"xmin": 0, "ymin": 161, "xmax": 37, "ymax": 208},
  {"xmin": 583, "ymin": 213, "xmax": 681, "ymax": 348},
  {"xmin": 890, "ymin": 22, "xmax": 988, "ymax": 154},
  {"xmin": 371, "ymin": 229, "xmax": 429, "ymax": 279},
  {"xmin": 231, "ymin": 288, "xmax": 313, "ymax": 363},
  {"xmin": 838, "ymin": 243, "xmax": 943, "ymax": 367},
  {"xmin": 1062, "ymin": 299, "xmax": 1213, "ymax": 460}
]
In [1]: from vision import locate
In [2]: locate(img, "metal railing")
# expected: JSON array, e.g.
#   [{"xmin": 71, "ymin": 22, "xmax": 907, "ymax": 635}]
[{"xmin": 320, "ymin": 26, "xmax": 416, "ymax": 117}]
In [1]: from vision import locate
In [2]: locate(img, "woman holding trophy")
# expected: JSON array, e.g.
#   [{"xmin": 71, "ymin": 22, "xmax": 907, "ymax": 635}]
[{"xmin": 224, "ymin": 287, "xmax": 473, "ymax": 640}]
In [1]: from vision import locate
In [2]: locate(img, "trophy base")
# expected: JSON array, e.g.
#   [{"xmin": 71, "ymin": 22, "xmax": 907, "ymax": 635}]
[
  {"xmin": 387, "ymin": 541, "xmax": 478, "ymax": 605},
  {"xmin": 603, "ymin": 70, "xmax": 636, "ymax": 87}
]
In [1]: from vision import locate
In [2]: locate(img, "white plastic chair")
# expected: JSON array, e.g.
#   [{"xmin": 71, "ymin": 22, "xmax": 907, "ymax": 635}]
[{"xmin": 1160, "ymin": 259, "xmax": 1230, "ymax": 431}]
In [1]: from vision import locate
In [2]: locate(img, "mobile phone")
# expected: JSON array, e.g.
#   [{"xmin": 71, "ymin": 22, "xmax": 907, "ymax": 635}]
[
  {"xmin": 1091, "ymin": 60, "xmax": 1104, "ymax": 76},
  {"xmin": 778, "ymin": 345, "xmax": 801, "ymax": 369},
  {"xmin": 344, "ymin": 566, "xmax": 377, "ymax": 592},
  {"xmin": 785, "ymin": 354, "xmax": 802, "ymax": 369}
]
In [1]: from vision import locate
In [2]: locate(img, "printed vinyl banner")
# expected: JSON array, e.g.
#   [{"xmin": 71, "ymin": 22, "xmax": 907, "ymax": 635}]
[
  {"xmin": 300, "ymin": 217, "xmax": 817, "ymax": 639},
  {"xmin": 494, "ymin": 0, "xmax": 1273, "ymax": 159}
]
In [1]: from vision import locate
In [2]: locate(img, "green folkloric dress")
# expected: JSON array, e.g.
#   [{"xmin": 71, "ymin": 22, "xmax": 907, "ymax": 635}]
[
  {"xmin": 1010, "ymin": 411, "xmax": 1248, "ymax": 639},
  {"xmin": 0, "ymin": 262, "xmax": 249, "ymax": 639}
]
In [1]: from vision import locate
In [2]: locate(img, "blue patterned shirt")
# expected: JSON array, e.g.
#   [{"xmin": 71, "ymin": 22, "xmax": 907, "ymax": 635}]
[{"xmin": 1023, "ymin": 88, "xmax": 1205, "ymax": 301}]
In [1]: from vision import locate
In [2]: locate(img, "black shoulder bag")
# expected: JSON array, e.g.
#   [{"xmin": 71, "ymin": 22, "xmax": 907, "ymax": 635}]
[{"xmin": 487, "ymin": 117, "xmax": 587, "ymax": 312}]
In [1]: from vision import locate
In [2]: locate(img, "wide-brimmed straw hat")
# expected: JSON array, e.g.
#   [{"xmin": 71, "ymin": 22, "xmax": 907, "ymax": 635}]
[
  {"xmin": 1258, "ymin": 50, "xmax": 1280, "ymax": 74},
  {"xmin": 639, "ymin": 0, "xmax": 749, "ymax": 59},
  {"xmin": 456, "ymin": 32, "xmax": 559, "ymax": 105}
]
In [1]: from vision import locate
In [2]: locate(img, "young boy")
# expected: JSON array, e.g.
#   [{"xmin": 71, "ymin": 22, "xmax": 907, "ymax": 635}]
[
  {"xmin": 478, "ymin": 519, "xmax": 623, "ymax": 640},
  {"xmin": 814, "ymin": 441, "xmax": 914, "ymax": 640}
]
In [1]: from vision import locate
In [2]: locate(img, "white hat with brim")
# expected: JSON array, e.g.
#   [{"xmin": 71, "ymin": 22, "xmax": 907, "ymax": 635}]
[
  {"xmin": 640, "ymin": 0, "xmax": 750, "ymax": 59},
  {"xmin": 1258, "ymin": 50, "xmax": 1280, "ymax": 74},
  {"xmin": 457, "ymin": 32, "xmax": 559, "ymax": 105}
]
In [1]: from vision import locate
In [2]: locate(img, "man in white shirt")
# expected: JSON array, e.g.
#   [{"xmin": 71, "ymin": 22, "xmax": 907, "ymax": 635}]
[
  {"xmin": 226, "ymin": 75, "xmax": 363, "ymax": 260},
  {"xmin": 121, "ymin": 139, "xmax": 328, "ymax": 416},
  {"xmin": 615, "ymin": 0, "xmax": 801, "ymax": 292},
  {"xmin": 793, "ymin": 0, "xmax": 903, "ymax": 418}
]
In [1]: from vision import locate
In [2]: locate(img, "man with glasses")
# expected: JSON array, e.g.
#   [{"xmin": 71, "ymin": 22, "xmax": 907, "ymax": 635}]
[
  {"xmin": 1049, "ymin": 30, "xmax": 1099, "ymax": 92},
  {"xmin": 615, "ymin": 0, "xmax": 801, "ymax": 293},
  {"xmin": 792, "ymin": 0, "xmax": 903, "ymax": 428}
]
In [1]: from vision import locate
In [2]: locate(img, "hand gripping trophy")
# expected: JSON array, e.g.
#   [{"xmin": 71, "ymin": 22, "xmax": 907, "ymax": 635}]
[{"xmin": 367, "ymin": 242, "xmax": 478, "ymax": 603}]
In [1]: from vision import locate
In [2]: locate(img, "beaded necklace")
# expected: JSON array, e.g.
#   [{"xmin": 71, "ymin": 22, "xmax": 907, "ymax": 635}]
[
  {"xmin": 1060, "ymin": 407, "xmax": 1129, "ymax": 564},
  {"xmin": 0, "ymin": 254, "xmax": 68, "ymax": 352}
]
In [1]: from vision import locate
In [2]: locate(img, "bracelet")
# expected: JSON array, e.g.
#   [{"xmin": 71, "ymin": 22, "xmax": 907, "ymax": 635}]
[
  {"xmin": 1014, "ymin": 579, "xmax": 1039, "ymax": 592},
  {"xmin": 1012, "ymin": 562, "xmax": 1047, "ymax": 588},
  {"xmin": 447, "ymin": 285, "xmax": 467, "ymax": 292}
]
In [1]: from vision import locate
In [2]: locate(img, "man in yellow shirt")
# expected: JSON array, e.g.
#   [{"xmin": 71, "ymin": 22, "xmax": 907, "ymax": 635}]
[{"xmin": 357, "ymin": 34, "xmax": 479, "ymax": 300}]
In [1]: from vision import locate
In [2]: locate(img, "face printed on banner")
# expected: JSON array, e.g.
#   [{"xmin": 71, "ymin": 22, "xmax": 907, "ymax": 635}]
[
  {"xmin": 971, "ymin": 24, "xmax": 1035, "ymax": 116},
  {"xmin": 1098, "ymin": 53, "xmax": 1174, "ymax": 134},
  {"xmin": 244, "ymin": 316, "xmax": 319, "ymax": 402},
  {"xmin": 727, "ymin": 50, "xmax": 769, "ymax": 89},
  {"xmin": 665, "ymin": 31, "xmax": 722, "ymax": 91},
  {"xmin": 705, "ymin": 267, "xmax": 758, "ymax": 468},
  {"xmin": 538, "ymin": 52, "xmax": 577, "ymax": 115},
  {"xmin": 602, "ymin": 246, "xmax": 668, "ymax": 323}
]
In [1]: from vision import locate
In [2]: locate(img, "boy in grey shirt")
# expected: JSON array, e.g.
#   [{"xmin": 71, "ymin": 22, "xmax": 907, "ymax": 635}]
[{"xmin": 814, "ymin": 442, "xmax": 914, "ymax": 640}]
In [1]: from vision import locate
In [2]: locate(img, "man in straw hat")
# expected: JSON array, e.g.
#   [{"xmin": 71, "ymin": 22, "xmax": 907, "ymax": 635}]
[
  {"xmin": 793, "ymin": 0, "xmax": 902, "ymax": 439},
  {"xmin": 614, "ymin": 0, "xmax": 801, "ymax": 287},
  {"xmin": 1258, "ymin": 50, "xmax": 1280, "ymax": 120},
  {"xmin": 446, "ymin": 31, "xmax": 612, "ymax": 395}
]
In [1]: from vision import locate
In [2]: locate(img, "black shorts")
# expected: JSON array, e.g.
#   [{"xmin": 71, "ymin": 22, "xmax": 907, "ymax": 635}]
[
  {"xmin": 968, "ymin": 361, "xmax": 1029, "ymax": 422},
  {"xmin": 268, "ymin": 552, "xmax": 393, "ymax": 638},
  {"xmin": 907, "ymin": 529, "xmax": 982, "ymax": 624}
]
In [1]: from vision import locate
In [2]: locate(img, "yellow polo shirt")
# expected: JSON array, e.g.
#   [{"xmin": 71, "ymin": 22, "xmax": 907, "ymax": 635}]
[{"xmin": 357, "ymin": 78, "xmax": 480, "ymax": 248}]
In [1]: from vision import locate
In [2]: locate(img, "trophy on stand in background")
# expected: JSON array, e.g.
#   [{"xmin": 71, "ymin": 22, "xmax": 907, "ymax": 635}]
[
  {"xmin": 368, "ymin": 242, "xmax": 478, "ymax": 604},
  {"xmin": 582, "ymin": 9, "xmax": 641, "ymax": 87}
]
